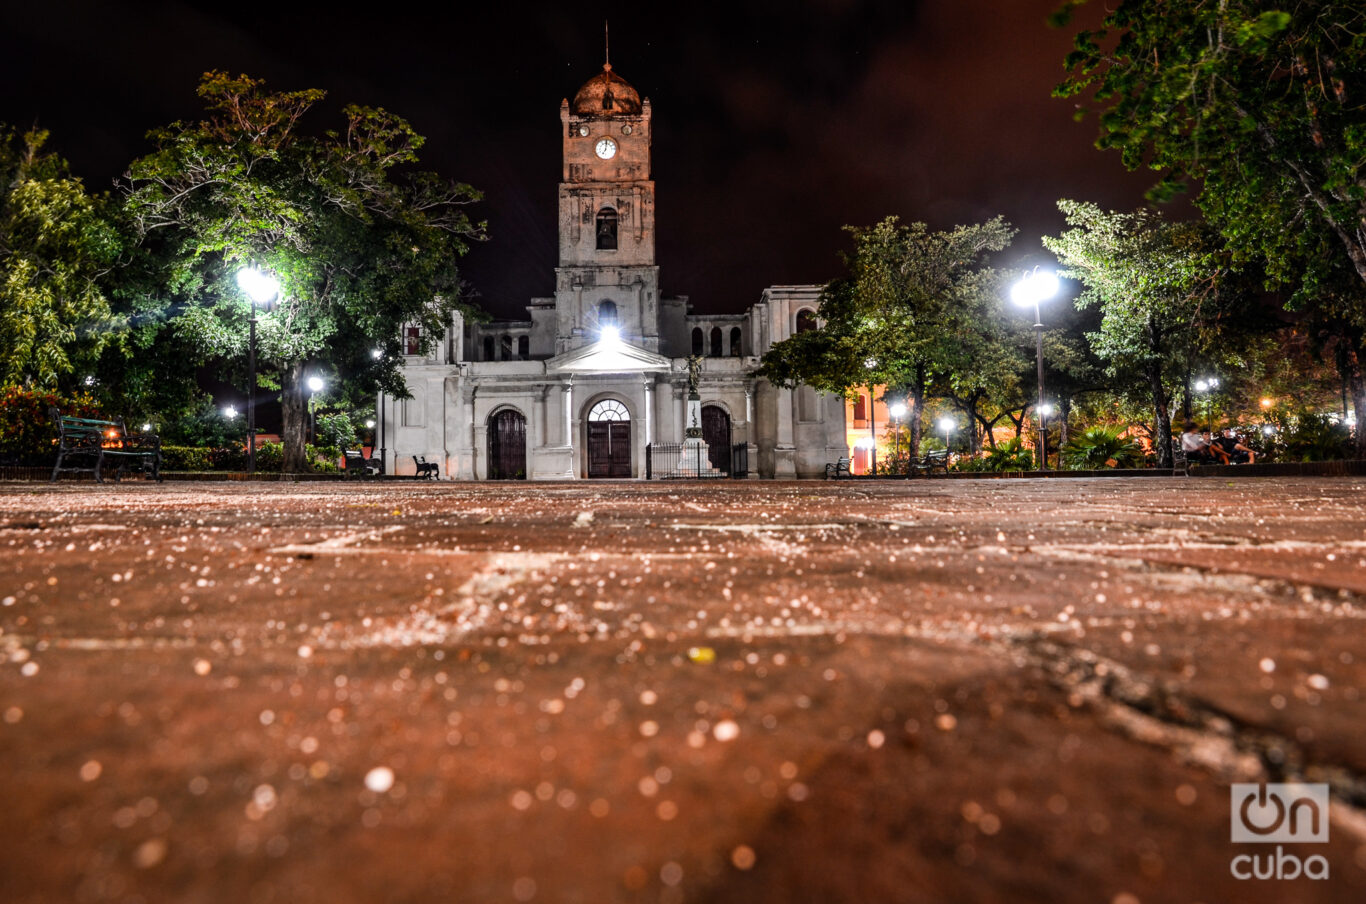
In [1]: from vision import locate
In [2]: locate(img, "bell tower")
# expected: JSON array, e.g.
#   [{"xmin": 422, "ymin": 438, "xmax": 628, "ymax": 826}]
[{"xmin": 554, "ymin": 61, "xmax": 660, "ymax": 353}]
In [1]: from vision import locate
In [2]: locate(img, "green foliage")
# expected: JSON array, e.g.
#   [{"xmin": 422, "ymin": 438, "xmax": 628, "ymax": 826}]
[
  {"xmin": 1275, "ymin": 412, "xmax": 1352, "ymax": 462},
  {"xmin": 1062, "ymin": 426, "xmax": 1145, "ymax": 470},
  {"xmin": 1042, "ymin": 201, "xmax": 1243, "ymax": 465},
  {"xmin": 316, "ymin": 412, "xmax": 358, "ymax": 451},
  {"xmin": 159, "ymin": 397, "xmax": 246, "ymax": 448},
  {"xmin": 0, "ymin": 127, "xmax": 120, "ymax": 388},
  {"xmin": 0, "ymin": 384, "xmax": 103, "ymax": 464},
  {"xmin": 951, "ymin": 437, "xmax": 1036, "ymax": 472},
  {"xmin": 1056, "ymin": 1, "xmax": 1366, "ymax": 298},
  {"xmin": 121, "ymin": 71, "xmax": 487, "ymax": 471}
]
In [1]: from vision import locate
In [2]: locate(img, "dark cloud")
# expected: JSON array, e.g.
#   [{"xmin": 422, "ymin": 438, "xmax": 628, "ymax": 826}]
[{"xmin": 2, "ymin": 0, "xmax": 1159, "ymax": 318}]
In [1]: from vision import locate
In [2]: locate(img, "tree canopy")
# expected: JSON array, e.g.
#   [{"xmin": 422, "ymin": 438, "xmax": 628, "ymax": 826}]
[
  {"xmin": 122, "ymin": 72, "xmax": 486, "ymax": 470},
  {"xmin": 0, "ymin": 127, "xmax": 119, "ymax": 388},
  {"xmin": 1055, "ymin": 0, "xmax": 1366, "ymax": 296}
]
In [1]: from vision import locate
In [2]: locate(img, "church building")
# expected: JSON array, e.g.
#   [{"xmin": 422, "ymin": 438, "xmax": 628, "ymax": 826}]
[{"xmin": 380, "ymin": 61, "xmax": 847, "ymax": 479}]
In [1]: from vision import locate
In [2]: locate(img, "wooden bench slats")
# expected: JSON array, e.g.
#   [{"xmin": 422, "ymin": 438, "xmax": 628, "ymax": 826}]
[{"xmin": 49, "ymin": 407, "xmax": 162, "ymax": 484}]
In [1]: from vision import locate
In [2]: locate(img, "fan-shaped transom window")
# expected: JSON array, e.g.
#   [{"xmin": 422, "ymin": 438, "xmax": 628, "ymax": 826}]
[{"xmin": 588, "ymin": 399, "xmax": 630, "ymax": 422}]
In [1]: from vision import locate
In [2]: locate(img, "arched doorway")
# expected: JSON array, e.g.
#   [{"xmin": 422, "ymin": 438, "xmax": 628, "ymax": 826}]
[
  {"xmin": 701, "ymin": 405, "xmax": 731, "ymax": 473},
  {"xmin": 488, "ymin": 409, "xmax": 527, "ymax": 479},
  {"xmin": 587, "ymin": 399, "xmax": 631, "ymax": 478}
]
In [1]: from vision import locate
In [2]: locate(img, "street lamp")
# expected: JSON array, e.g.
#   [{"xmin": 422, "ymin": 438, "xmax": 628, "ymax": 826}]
[
  {"xmin": 1038, "ymin": 403, "xmax": 1054, "ymax": 469},
  {"xmin": 1012, "ymin": 268, "xmax": 1060, "ymax": 469},
  {"xmin": 938, "ymin": 416, "xmax": 955, "ymax": 454},
  {"xmin": 307, "ymin": 375, "xmax": 325, "ymax": 447},
  {"xmin": 236, "ymin": 268, "xmax": 280, "ymax": 473},
  {"xmin": 864, "ymin": 358, "xmax": 878, "ymax": 475},
  {"xmin": 1194, "ymin": 377, "xmax": 1220, "ymax": 432},
  {"xmin": 889, "ymin": 402, "xmax": 907, "ymax": 475}
]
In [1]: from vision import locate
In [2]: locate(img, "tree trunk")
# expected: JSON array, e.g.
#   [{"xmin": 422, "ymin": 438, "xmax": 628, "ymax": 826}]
[
  {"xmin": 1146, "ymin": 317, "xmax": 1173, "ymax": 468},
  {"xmin": 908, "ymin": 366, "xmax": 925, "ymax": 460},
  {"xmin": 281, "ymin": 362, "xmax": 309, "ymax": 473},
  {"xmin": 1059, "ymin": 397, "xmax": 1072, "ymax": 453},
  {"xmin": 1346, "ymin": 343, "xmax": 1366, "ymax": 460}
]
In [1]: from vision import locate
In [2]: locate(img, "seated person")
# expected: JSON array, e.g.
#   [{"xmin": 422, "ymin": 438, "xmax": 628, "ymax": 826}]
[
  {"xmin": 1180, "ymin": 422, "xmax": 1227, "ymax": 463},
  {"xmin": 1214, "ymin": 428, "xmax": 1256, "ymax": 464}
]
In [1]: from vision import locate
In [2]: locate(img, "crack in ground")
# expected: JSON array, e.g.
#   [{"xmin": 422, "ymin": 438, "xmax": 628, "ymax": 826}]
[{"xmin": 1008, "ymin": 632, "xmax": 1366, "ymax": 843}]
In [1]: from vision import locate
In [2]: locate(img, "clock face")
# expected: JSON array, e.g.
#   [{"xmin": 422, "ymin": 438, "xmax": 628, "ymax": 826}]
[
  {"xmin": 594, "ymin": 137, "xmax": 618, "ymax": 160},
  {"xmin": 578, "ymin": 125, "xmax": 590, "ymax": 137}
]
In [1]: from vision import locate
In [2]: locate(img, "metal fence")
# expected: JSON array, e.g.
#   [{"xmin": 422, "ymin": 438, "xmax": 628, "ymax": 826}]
[{"xmin": 645, "ymin": 442, "xmax": 748, "ymax": 479}]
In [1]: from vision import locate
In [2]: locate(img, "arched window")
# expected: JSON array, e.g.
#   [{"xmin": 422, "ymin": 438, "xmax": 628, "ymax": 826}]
[
  {"xmin": 405, "ymin": 326, "xmax": 421, "ymax": 356},
  {"xmin": 691, "ymin": 327, "xmax": 704, "ymax": 356},
  {"xmin": 598, "ymin": 300, "xmax": 618, "ymax": 326},
  {"xmin": 588, "ymin": 399, "xmax": 630, "ymax": 422},
  {"xmin": 853, "ymin": 394, "xmax": 867, "ymax": 422},
  {"xmin": 730, "ymin": 327, "xmax": 742, "ymax": 356},
  {"xmin": 517, "ymin": 336, "xmax": 529, "ymax": 359},
  {"xmin": 500, "ymin": 335, "xmax": 513, "ymax": 361},
  {"xmin": 483, "ymin": 336, "xmax": 494, "ymax": 361},
  {"xmin": 709, "ymin": 327, "xmax": 723, "ymax": 357},
  {"xmin": 796, "ymin": 309, "xmax": 817, "ymax": 334},
  {"xmin": 595, "ymin": 208, "xmax": 618, "ymax": 250}
]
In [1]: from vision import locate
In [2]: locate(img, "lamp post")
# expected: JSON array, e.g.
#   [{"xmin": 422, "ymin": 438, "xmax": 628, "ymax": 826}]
[
  {"xmin": 889, "ymin": 402, "xmax": 907, "ymax": 475},
  {"xmin": 938, "ymin": 416, "xmax": 955, "ymax": 455},
  {"xmin": 864, "ymin": 357, "xmax": 878, "ymax": 475},
  {"xmin": 236, "ymin": 268, "xmax": 280, "ymax": 474},
  {"xmin": 1011, "ymin": 268, "xmax": 1061, "ymax": 470},
  {"xmin": 1038, "ymin": 403, "xmax": 1053, "ymax": 469},
  {"xmin": 1194, "ymin": 377, "xmax": 1220, "ymax": 433},
  {"xmin": 307, "ymin": 376, "xmax": 325, "ymax": 446}
]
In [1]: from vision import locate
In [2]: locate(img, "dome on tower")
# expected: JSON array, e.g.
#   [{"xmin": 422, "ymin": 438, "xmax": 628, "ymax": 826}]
[{"xmin": 572, "ymin": 64, "xmax": 642, "ymax": 116}]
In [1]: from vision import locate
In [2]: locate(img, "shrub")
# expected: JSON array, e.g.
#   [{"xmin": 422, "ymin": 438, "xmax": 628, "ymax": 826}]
[
  {"xmin": 1062, "ymin": 426, "xmax": 1144, "ymax": 470},
  {"xmin": 1278, "ymin": 412, "xmax": 1351, "ymax": 462},
  {"xmin": 0, "ymin": 385, "xmax": 104, "ymax": 465}
]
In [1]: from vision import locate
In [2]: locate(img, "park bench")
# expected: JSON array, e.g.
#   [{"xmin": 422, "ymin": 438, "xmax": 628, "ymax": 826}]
[
  {"xmin": 413, "ymin": 455, "xmax": 440, "ymax": 479},
  {"xmin": 344, "ymin": 450, "xmax": 381, "ymax": 478},
  {"xmin": 1172, "ymin": 446, "xmax": 1191, "ymax": 476},
  {"xmin": 910, "ymin": 449, "xmax": 949, "ymax": 477},
  {"xmin": 824, "ymin": 457, "xmax": 853, "ymax": 479},
  {"xmin": 49, "ymin": 407, "xmax": 162, "ymax": 484}
]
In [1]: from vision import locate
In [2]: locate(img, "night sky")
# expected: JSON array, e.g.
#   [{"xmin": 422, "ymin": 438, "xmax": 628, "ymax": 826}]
[{"xmin": 3, "ymin": 0, "xmax": 1158, "ymax": 319}]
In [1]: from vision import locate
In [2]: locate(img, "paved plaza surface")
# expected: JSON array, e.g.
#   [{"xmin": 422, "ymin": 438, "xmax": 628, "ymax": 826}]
[{"xmin": 2, "ymin": 477, "xmax": 1365, "ymax": 903}]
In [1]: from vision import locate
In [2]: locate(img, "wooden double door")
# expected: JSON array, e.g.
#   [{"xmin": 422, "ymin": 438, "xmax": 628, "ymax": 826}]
[
  {"xmin": 587, "ymin": 421, "xmax": 631, "ymax": 478},
  {"xmin": 488, "ymin": 409, "xmax": 526, "ymax": 479}
]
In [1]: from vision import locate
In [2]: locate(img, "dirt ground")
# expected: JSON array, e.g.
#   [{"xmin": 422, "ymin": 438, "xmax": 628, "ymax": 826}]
[{"xmin": 1, "ymin": 476, "xmax": 1365, "ymax": 904}]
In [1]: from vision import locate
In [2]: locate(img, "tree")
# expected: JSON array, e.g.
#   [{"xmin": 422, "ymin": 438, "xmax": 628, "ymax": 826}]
[
  {"xmin": 1043, "ymin": 201, "xmax": 1241, "ymax": 466},
  {"xmin": 1055, "ymin": 1, "xmax": 1366, "ymax": 453},
  {"xmin": 0, "ymin": 126, "xmax": 119, "ymax": 389},
  {"xmin": 758, "ymin": 216, "xmax": 1017, "ymax": 458},
  {"xmin": 122, "ymin": 72, "xmax": 486, "ymax": 471}
]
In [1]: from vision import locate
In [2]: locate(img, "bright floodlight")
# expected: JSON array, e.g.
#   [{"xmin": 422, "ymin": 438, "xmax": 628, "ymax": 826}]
[
  {"xmin": 1011, "ymin": 269, "xmax": 1061, "ymax": 308},
  {"xmin": 854, "ymin": 437, "xmax": 876, "ymax": 450},
  {"xmin": 237, "ymin": 268, "xmax": 280, "ymax": 305},
  {"xmin": 223, "ymin": 405, "xmax": 238, "ymax": 419},
  {"xmin": 1194, "ymin": 379, "xmax": 1208, "ymax": 392},
  {"xmin": 365, "ymin": 419, "xmax": 376, "ymax": 429},
  {"xmin": 142, "ymin": 423, "xmax": 152, "ymax": 431},
  {"xmin": 1039, "ymin": 403, "xmax": 1054, "ymax": 417},
  {"xmin": 371, "ymin": 348, "xmax": 383, "ymax": 360},
  {"xmin": 1260, "ymin": 397, "xmax": 1273, "ymax": 409},
  {"xmin": 937, "ymin": 417, "xmax": 955, "ymax": 433},
  {"xmin": 889, "ymin": 403, "xmax": 908, "ymax": 419},
  {"xmin": 600, "ymin": 325, "xmax": 621, "ymax": 345},
  {"xmin": 307, "ymin": 376, "xmax": 324, "ymax": 393},
  {"xmin": 1263, "ymin": 425, "xmax": 1276, "ymax": 435}
]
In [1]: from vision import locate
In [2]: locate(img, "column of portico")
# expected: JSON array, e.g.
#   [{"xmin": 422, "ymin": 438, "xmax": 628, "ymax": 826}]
[
  {"xmin": 774, "ymin": 385, "xmax": 797, "ymax": 478},
  {"xmin": 744, "ymin": 381, "xmax": 759, "ymax": 479},
  {"xmin": 457, "ymin": 382, "xmax": 477, "ymax": 480}
]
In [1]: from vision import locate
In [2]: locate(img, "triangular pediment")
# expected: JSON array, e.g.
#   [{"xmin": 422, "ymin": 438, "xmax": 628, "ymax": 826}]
[{"xmin": 548, "ymin": 338, "xmax": 674, "ymax": 375}]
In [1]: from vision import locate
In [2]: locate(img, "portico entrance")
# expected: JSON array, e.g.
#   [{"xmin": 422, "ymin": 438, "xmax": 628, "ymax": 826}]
[{"xmin": 586, "ymin": 399, "xmax": 631, "ymax": 478}]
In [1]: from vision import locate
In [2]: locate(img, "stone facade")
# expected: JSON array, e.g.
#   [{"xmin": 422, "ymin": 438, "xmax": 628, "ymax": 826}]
[{"xmin": 382, "ymin": 64, "xmax": 846, "ymax": 479}]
